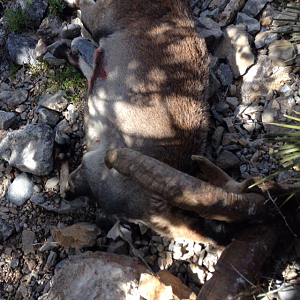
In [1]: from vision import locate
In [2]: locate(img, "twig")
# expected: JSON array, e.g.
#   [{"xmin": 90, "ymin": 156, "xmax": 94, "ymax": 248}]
[{"xmin": 264, "ymin": 185, "xmax": 297, "ymax": 238}]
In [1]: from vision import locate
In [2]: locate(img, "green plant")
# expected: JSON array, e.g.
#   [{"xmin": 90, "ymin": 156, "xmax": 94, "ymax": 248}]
[
  {"xmin": 47, "ymin": 0, "xmax": 65, "ymax": 17},
  {"xmin": 5, "ymin": 7, "xmax": 28, "ymax": 33},
  {"xmin": 8, "ymin": 61, "xmax": 21, "ymax": 77}
]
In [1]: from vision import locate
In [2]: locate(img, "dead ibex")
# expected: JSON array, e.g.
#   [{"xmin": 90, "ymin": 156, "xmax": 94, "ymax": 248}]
[{"xmin": 50, "ymin": 0, "xmax": 283, "ymax": 246}]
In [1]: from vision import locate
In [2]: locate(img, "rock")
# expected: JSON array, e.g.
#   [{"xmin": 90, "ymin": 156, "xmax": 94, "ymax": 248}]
[
  {"xmin": 216, "ymin": 63, "xmax": 233, "ymax": 86},
  {"xmin": 38, "ymin": 107, "xmax": 60, "ymax": 128},
  {"xmin": 277, "ymin": 283, "xmax": 300, "ymax": 300},
  {"xmin": 208, "ymin": 0, "xmax": 229, "ymax": 11},
  {"xmin": 0, "ymin": 111, "xmax": 16, "ymax": 130},
  {"xmin": 62, "ymin": 104, "xmax": 79, "ymax": 124},
  {"xmin": 0, "ymin": 89, "xmax": 28, "ymax": 110},
  {"xmin": 43, "ymin": 52, "xmax": 65, "ymax": 65},
  {"xmin": 196, "ymin": 16, "xmax": 223, "ymax": 44},
  {"xmin": 71, "ymin": 37, "xmax": 97, "ymax": 69},
  {"xmin": 219, "ymin": 0, "xmax": 246, "ymax": 27},
  {"xmin": 236, "ymin": 12, "xmax": 260, "ymax": 34},
  {"xmin": 38, "ymin": 90, "xmax": 68, "ymax": 112},
  {"xmin": 0, "ymin": 124, "xmax": 54, "ymax": 175},
  {"xmin": 107, "ymin": 240, "xmax": 129, "ymax": 255},
  {"xmin": 255, "ymin": 31, "xmax": 279, "ymax": 49},
  {"xmin": 216, "ymin": 150, "xmax": 240, "ymax": 170},
  {"xmin": 7, "ymin": 173, "xmax": 33, "ymax": 206},
  {"xmin": 45, "ymin": 177, "xmax": 60, "ymax": 190},
  {"xmin": 215, "ymin": 25, "xmax": 255, "ymax": 78},
  {"xmin": 7, "ymin": 33, "xmax": 38, "ymax": 66},
  {"xmin": 35, "ymin": 39, "xmax": 48, "ymax": 60},
  {"xmin": 0, "ymin": 217, "xmax": 15, "ymax": 242},
  {"xmin": 31, "ymin": 194, "xmax": 88, "ymax": 214},
  {"xmin": 226, "ymin": 97, "xmax": 239, "ymax": 110},
  {"xmin": 269, "ymin": 40, "xmax": 295, "ymax": 66},
  {"xmin": 52, "ymin": 222, "xmax": 101, "ymax": 249},
  {"xmin": 23, "ymin": 0, "xmax": 48, "ymax": 28},
  {"xmin": 223, "ymin": 116, "xmax": 235, "ymax": 133},
  {"xmin": 209, "ymin": 69, "xmax": 221, "ymax": 97},
  {"xmin": 188, "ymin": 263, "xmax": 207, "ymax": 285},
  {"xmin": 241, "ymin": 55, "xmax": 292, "ymax": 104},
  {"xmin": 37, "ymin": 16, "xmax": 63, "ymax": 44},
  {"xmin": 216, "ymin": 101, "xmax": 230, "ymax": 114},
  {"xmin": 46, "ymin": 251, "xmax": 58, "ymax": 269},
  {"xmin": 0, "ymin": 29, "xmax": 6, "ymax": 47},
  {"xmin": 211, "ymin": 126, "xmax": 224, "ymax": 150},
  {"xmin": 139, "ymin": 273, "xmax": 173, "ymax": 300},
  {"xmin": 55, "ymin": 119, "xmax": 72, "ymax": 134},
  {"xmin": 42, "ymin": 251, "xmax": 149, "ymax": 300},
  {"xmin": 62, "ymin": 24, "xmax": 81, "ymax": 39},
  {"xmin": 22, "ymin": 230, "xmax": 36, "ymax": 255},
  {"xmin": 242, "ymin": 0, "xmax": 268, "ymax": 17}
]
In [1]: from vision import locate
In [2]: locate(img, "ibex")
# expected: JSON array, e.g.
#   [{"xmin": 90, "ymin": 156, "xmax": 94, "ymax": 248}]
[{"xmin": 51, "ymin": 0, "xmax": 300, "ymax": 299}]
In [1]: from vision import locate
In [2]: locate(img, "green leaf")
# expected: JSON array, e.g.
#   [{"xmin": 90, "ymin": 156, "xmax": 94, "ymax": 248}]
[
  {"xmin": 284, "ymin": 114, "xmax": 300, "ymax": 122},
  {"xmin": 279, "ymin": 152, "xmax": 300, "ymax": 163},
  {"xmin": 274, "ymin": 147, "xmax": 300, "ymax": 156},
  {"xmin": 267, "ymin": 123, "xmax": 300, "ymax": 130}
]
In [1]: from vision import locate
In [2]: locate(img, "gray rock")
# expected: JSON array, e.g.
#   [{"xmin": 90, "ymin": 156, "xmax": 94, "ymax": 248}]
[
  {"xmin": 196, "ymin": 16, "xmax": 223, "ymax": 43},
  {"xmin": 22, "ymin": 230, "xmax": 36, "ymax": 254},
  {"xmin": 38, "ymin": 90, "xmax": 68, "ymax": 112},
  {"xmin": 31, "ymin": 194, "xmax": 88, "ymax": 214},
  {"xmin": 7, "ymin": 173, "xmax": 33, "ymax": 206},
  {"xmin": 242, "ymin": 0, "xmax": 268, "ymax": 17},
  {"xmin": 255, "ymin": 31, "xmax": 279, "ymax": 49},
  {"xmin": 38, "ymin": 107, "xmax": 60, "ymax": 128},
  {"xmin": 216, "ymin": 150, "xmax": 240, "ymax": 170},
  {"xmin": 71, "ymin": 37, "xmax": 97, "ymax": 69},
  {"xmin": 0, "ymin": 124, "xmax": 54, "ymax": 175},
  {"xmin": 236, "ymin": 12, "xmax": 260, "ymax": 34},
  {"xmin": 24, "ymin": 0, "xmax": 48, "ymax": 28},
  {"xmin": 216, "ymin": 101, "xmax": 230, "ymax": 114},
  {"xmin": 43, "ymin": 252, "xmax": 149, "ymax": 300},
  {"xmin": 63, "ymin": 104, "xmax": 79, "ymax": 124},
  {"xmin": 209, "ymin": 69, "xmax": 221, "ymax": 97},
  {"xmin": 208, "ymin": 0, "xmax": 229, "ymax": 10},
  {"xmin": 226, "ymin": 97, "xmax": 239, "ymax": 110},
  {"xmin": 7, "ymin": 33, "xmax": 38, "ymax": 66},
  {"xmin": 43, "ymin": 52, "xmax": 65, "ymax": 65},
  {"xmin": 269, "ymin": 40, "xmax": 295, "ymax": 66},
  {"xmin": 0, "ymin": 111, "xmax": 16, "ymax": 130},
  {"xmin": 35, "ymin": 39, "xmax": 48, "ymax": 61},
  {"xmin": 37, "ymin": 16, "xmax": 63, "ymax": 44},
  {"xmin": 219, "ymin": 0, "xmax": 246, "ymax": 27},
  {"xmin": 211, "ymin": 126, "xmax": 225, "ymax": 150},
  {"xmin": 45, "ymin": 177, "xmax": 60, "ymax": 190},
  {"xmin": 0, "ymin": 217, "xmax": 15, "ymax": 242},
  {"xmin": 241, "ymin": 54, "xmax": 292, "ymax": 104},
  {"xmin": 0, "ymin": 89, "xmax": 28, "ymax": 109},
  {"xmin": 62, "ymin": 24, "xmax": 81, "ymax": 39},
  {"xmin": 46, "ymin": 251, "xmax": 58, "ymax": 269},
  {"xmin": 0, "ymin": 29, "xmax": 6, "ymax": 47},
  {"xmin": 216, "ymin": 63, "xmax": 233, "ymax": 86},
  {"xmin": 55, "ymin": 119, "xmax": 72, "ymax": 134}
]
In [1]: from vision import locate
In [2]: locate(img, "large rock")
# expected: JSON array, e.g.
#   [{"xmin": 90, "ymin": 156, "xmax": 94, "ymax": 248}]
[
  {"xmin": 241, "ymin": 55, "xmax": 292, "ymax": 104},
  {"xmin": 38, "ymin": 90, "xmax": 68, "ymax": 112},
  {"xmin": 71, "ymin": 37, "xmax": 96, "ymax": 69},
  {"xmin": 214, "ymin": 25, "xmax": 255, "ymax": 78},
  {"xmin": 7, "ymin": 172, "xmax": 33, "ymax": 206},
  {"xmin": 0, "ymin": 111, "xmax": 16, "ymax": 130},
  {"xmin": 7, "ymin": 33, "xmax": 38, "ymax": 66},
  {"xmin": 0, "ymin": 124, "xmax": 54, "ymax": 175},
  {"xmin": 41, "ymin": 251, "xmax": 149, "ymax": 300}
]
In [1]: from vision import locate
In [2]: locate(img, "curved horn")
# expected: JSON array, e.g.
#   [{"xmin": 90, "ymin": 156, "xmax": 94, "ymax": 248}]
[{"xmin": 105, "ymin": 148, "xmax": 267, "ymax": 223}]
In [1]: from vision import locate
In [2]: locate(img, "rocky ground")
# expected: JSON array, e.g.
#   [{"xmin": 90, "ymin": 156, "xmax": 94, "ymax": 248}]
[{"xmin": 1, "ymin": 0, "xmax": 300, "ymax": 299}]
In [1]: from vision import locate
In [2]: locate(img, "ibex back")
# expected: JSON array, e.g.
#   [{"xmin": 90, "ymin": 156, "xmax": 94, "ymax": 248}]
[{"xmin": 60, "ymin": 0, "xmax": 265, "ymax": 246}]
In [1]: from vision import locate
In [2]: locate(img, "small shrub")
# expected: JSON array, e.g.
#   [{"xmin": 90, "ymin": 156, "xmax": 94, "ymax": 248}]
[
  {"xmin": 5, "ymin": 7, "xmax": 28, "ymax": 33},
  {"xmin": 47, "ymin": 0, "xmax": 65, "ymax": 17}
]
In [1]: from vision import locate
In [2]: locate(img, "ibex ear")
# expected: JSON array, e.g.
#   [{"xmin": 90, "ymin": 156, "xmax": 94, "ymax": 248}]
[{"xmin": 191, "ymin": 155, "xmax": 255, "ymax": 193}]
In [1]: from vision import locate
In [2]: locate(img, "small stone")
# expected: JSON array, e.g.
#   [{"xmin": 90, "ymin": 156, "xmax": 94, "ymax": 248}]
[
  {"xmin": 196, "ymin": 16, "xmax": 223, "ymax": 43},
  {"xmin": 211, "ymin": 126, "xmax": 225, "ymax": 150},
  {"xmin": 43, "ymin": 52, "xmax": 65, "ymax": 65},
  {"xmin": 226, "ymin": 97, "xmax": 239, "ymax": 110},
  {"xmin": 7, "ymin": 173, "xmax": 33, "ymax": 206},
  {"xmin": 10, "ymin": 258, "xmax": 19, "ymax": 269},
  {"xmin": 0, "ymin": 111, "xmax": 16, "ymax": 130},
  {"xmin": 46, "ymin": 251, "xmax": 58, "ymax": 269},
  {"xmin": 188, "ymin": 263, "xmax": 206, "ymax": 285},
  {"xmin": 38, "ymin": 107, "xmax": 60, "ymax": 127},
  {"xmin": 216, "ymin": 102, "xmax": 230, "ymax": 114},
  {"xmin": 38, "ymin": 90, "xmax": 68, "ymax": 112},
  {"xmin": 269, "ymin": 40, "xmax": 295, "ymax": 66},
  {"xmin": 0, "ymin": 217, "xmax": 15, "ymax": 242},
  {"xmin": 242, "ymin": 0, "xmax": 268, "ymax": 17},
  {"xmin": 219, "ymin": 0, "xmax": 247, "ymax": 27},
  {"xmin": 236, "ymin": 12, "xmax": 260, "ymax": 34},
  {"xmin": 62, "ymin": 24, "xmax": 81, "ymax": 39},
  {"xmin": 255, "ymin": 31, "xmax": 279, "ymax": 49},
  {"xmin": 0, "ymin": 89, "xmax": 28, "ymax": 110},
  {"xmin": 22, "ymin": 230, "xmax": 36, "ymax": 255},
  {"xmin": 45, "ymin": 177, "xmax": 60, "ymax": 190},
  {"xmin": 216, "ymin": 150, "xmax": 240, "ymax": 170},
  {"xmin": 107, "ymin": 240, "xmax": 129, "ymax": 255},
  {"xmin": 216, "ymin": 64, "xmax": 233, "ymax": 86},
  {"xmin": 266, "ymin": 90, "xmax": 274, "ymax": 101},
  {"xmin": 223, "ymin": 117, "xmax": 235, "ymax": 133}
]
